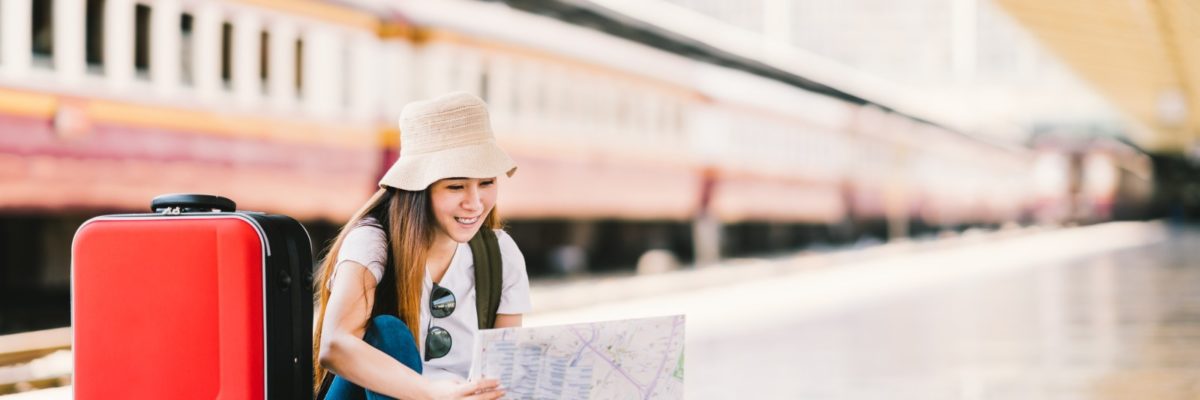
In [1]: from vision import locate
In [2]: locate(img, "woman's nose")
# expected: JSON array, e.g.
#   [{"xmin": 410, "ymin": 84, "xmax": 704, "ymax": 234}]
[{"xmin": 462, "ymin": 186, "xmax": 483, "ymax": 211}]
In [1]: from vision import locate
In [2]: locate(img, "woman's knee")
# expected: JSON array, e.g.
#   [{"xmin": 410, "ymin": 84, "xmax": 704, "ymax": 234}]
[
  {"xmin": 367, "ymin": 315, "xmax": 414, "ymax": 342},
  {"xmin": 364, "ymin": 315, "xmax": 422, "ymax": 373}
]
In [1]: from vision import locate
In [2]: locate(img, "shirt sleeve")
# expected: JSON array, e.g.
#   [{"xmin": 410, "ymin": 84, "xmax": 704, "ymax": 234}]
[
  {"xmin": 494, "ymin": 229, "xmax": 533, "ymax": 315},
  {"xmin": 330, "ymin": 225, "xmax": 387, "ymax": 287}
]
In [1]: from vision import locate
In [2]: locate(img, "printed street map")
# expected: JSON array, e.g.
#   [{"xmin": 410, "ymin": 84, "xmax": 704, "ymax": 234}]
[{"xmin": 468, "ymin": 315, "xmax": 686, "ymax": 399}]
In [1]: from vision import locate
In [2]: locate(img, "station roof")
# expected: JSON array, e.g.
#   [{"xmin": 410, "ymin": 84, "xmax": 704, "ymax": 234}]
[
  {"xmin": 996, "ymin": 0, "xmax": 1199, "ymax": 154},
  {"xmin": 494, "ymin": 0, "xmax": 950, "ymax": 130}
]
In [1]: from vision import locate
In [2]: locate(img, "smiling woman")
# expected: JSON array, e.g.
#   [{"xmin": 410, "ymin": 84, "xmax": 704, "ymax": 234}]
[{"xmin": 312, "ymin": 92, "xmax": 529, "ymax": 400}]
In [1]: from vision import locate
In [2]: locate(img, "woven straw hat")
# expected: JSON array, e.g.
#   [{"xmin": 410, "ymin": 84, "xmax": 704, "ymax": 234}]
[{"xmin": 379, "ymin": 92, "xmax": 517, "ymax": 191}]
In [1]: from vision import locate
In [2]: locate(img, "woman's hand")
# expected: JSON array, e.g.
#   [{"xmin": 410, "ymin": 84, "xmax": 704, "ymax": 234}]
[{"xmin": 425, "ymin": 378, "xmax": 505, "ymax": 400}]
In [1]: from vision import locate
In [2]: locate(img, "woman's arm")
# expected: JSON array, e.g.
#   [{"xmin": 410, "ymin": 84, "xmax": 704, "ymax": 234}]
[
  {"xmin": 319, "ymin": 262, "xmax": 503, "ymax": 400},
  {"xmin": 493, "ymin": 314, "xmax": 522, "ymax": 328}
]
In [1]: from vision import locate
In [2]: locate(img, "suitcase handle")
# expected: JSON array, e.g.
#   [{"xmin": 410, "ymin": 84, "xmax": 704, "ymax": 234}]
[{"xmin": 151, "ymin": 194, "xmax": 237, "ymax": 213}]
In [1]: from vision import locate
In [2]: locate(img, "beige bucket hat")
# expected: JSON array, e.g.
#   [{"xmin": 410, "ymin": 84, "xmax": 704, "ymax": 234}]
[{"xmin": 379, "ymin": 92, "xmax": 517, "ymax": 191}]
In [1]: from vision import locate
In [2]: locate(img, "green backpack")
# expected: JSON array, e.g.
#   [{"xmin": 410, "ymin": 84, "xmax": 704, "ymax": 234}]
[{"xmin": 468, "ymin": 229, "xmax": 503, "ymax": 330}]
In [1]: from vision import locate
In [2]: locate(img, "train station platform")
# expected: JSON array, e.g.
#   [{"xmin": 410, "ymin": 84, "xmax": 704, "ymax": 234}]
[
  {"xmin": 526, "ymin": 221, "xmax": 1171, "ymax": 330},
  {"xmin": 2, "ymin": 221, "xmax": 1192, "ymax": 399},
  {"xmin": 524, "ymin": 220, "xmax": 1199, "ymax": 399}
]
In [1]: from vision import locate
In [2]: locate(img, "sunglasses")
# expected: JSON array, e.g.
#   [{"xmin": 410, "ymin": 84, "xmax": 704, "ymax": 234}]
[{"xmin": 425, "ymin": 282, "xmax": 456, "ymax": 361}]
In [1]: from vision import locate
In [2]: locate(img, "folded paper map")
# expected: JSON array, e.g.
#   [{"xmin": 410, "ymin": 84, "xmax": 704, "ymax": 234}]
[{"xmin": 468, "ymin": 315, "xmax": 685, "ymax": 399}]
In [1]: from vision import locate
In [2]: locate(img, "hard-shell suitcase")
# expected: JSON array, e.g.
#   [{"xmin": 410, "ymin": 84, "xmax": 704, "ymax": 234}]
[{"xmin": 72, "ymin": 194, "xmax": 314, "ymax": 399}]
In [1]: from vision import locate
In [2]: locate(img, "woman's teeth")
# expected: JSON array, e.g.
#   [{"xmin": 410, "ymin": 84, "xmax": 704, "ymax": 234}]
[{"xmin": 455, "ymin": 216, "xmax": 479, "ymax": 224}]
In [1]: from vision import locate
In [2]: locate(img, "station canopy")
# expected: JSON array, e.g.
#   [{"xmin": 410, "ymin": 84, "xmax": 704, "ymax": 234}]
[{"xmin": 997, "ymin": 0, "xmax": 1200, "ymax": 154}]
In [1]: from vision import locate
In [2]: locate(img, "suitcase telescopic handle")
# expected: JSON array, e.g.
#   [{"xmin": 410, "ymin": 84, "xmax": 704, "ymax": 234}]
[{"xmin": 151, "ymin": 194, "xmax": 237, "ymax": 213}]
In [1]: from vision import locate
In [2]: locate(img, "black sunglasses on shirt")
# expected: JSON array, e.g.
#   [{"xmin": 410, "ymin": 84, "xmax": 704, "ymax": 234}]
[{"xmin": 425, "ymin": 282, "xmax": 455, "ymax": 361}]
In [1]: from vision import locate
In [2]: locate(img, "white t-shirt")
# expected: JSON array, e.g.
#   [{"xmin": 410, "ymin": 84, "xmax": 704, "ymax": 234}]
[{"xmin": 330, "ymin": 219, "xmax": 533, "ymax": 381}]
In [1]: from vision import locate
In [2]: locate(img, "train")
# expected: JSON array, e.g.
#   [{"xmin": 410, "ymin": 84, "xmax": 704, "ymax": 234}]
[{"xmin": 0, "ymin": 0, "xmax": 1153, "ymax": 334}]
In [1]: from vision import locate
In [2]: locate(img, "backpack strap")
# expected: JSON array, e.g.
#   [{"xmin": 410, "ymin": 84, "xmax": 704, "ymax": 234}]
[{"xmin": 468, "ymin": 229, "xmax": 503, "ymax": 330}]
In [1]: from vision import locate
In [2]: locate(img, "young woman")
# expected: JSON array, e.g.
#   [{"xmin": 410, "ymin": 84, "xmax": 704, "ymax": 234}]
[{"xmin": 314, "ymin": 92, "xmax": 531, "ymax": 400}]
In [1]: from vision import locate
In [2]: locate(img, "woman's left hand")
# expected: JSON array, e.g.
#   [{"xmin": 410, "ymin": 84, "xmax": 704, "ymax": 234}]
[{"xmin": 424, "ymin": 377, "xmax": 505, "ymax": 400}]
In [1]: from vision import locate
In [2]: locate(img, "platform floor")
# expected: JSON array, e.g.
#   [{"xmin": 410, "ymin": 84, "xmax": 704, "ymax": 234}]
[{"xmin": 528, "ymin": 222, "xmax": 1200, "ymax": 399}]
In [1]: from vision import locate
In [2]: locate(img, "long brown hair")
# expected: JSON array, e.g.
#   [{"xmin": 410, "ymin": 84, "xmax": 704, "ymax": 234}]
[{"xmin": 312, "ymin": 185, "xmax": 502, "ymax": 392}]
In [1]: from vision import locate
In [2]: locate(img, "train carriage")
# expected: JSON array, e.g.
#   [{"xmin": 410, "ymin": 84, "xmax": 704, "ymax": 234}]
[
  {"xmin": 0, "ymin": 0, "xmax": 387, "ymax": 220},
  {"xmin": 0, "ymin": 0, "xmax": 1058, "ymax": 335}
]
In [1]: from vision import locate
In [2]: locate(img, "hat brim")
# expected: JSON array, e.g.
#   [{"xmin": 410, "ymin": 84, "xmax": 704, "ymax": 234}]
[{"xmin": 379, "ymin": 140, "xmax": 517, "ymax": 191}]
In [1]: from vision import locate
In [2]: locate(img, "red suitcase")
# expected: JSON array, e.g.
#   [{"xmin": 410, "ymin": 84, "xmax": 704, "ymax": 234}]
[{"xmin": 72, "ymin": 194, "xmax": 314, "ymax": 399}]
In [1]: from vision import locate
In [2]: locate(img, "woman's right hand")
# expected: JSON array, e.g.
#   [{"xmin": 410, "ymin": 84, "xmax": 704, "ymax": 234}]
[{"xmin": 425, "ymin": 378, "xmax": 505, "ymax": 400}]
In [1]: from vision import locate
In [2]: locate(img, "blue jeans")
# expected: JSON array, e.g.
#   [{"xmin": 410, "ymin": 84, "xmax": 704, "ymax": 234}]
[{"xmin": 324, "ymin": 315, "xmax": 423, "ymax": 400}]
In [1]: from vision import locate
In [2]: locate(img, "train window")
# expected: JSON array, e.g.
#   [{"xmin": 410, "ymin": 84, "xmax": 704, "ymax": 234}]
[
  {"xmin": 589, "ymin": 84, "xmax": 603, "ymax": 132},
  {"xmin": 134, "ymin": 4, "xmax": 151, "ymax": 78},
  {"xmin": 582, "ymin": 84, "xmax": 595, "ymax": 131},
  {"xmin": 653, "ymin": 97, "xmax": 665, "ymax": 139},
  {"xmin": 259, "ymin": 30, "xmax": 269, "ymax": 91},
  {"xmin": 641, "ymin": 95, "xmax": 653, "ymax": 138},
  {"xmin": 658, "ymin": 100, "xmax": 670, "ymax": 138},
  {"xmin": 563, "ymin": 78, "xmax": 578, "ymax": 129},
  {"xmin": 582, "ymin": 83, "xmax": 596, "ymax": 130},
  {"xmin": 537, "ymin": 76, "xmax": 549, "ymax": 118},
  {"xmin": 633, "ymin": 94, "xmax": 646, "ymax": 136},
  {"xmin": 342, "ymin": 41, "xmax": 351, "ymax": 108},
  {"xmin": 31, "ymin": 0, "xmax": 53, "ymax": 66},
  {"xmin": 676, "ymin": 102, "xmax": 686, "ymax": 139},
  {"xmin": 570, "ymin": 80, "xmax": 583, "ymax": 128},
  {"xmin": 648, "ymin": 96, "xmax": 657, "ymax": 138},
  {"xmin": 294, "ymin": 38, "xmax": 303, "ymax": 98},
  {"xmin": 442, "ymin": 50, "xmax": 460, "ymax": 94},
  {"xmin": 180, "ymin": 13, "xmax": 193, "ymax": 86},
  {"xmin": 86, "ymin": 0, "xmax": 105, "ymax": 72},
  {"xmin": 678, "ymin": 104, "xmax": 687, "ymax": 140},
  {"xmin": 495, "ymin": 59, "xmax": 516, "ymax": 118},
  {"xmin": 676, "ymin": 101, "xmax": 686, "ymax": 138},
  {"xmin": 541, "ymin": 76, "xmax": 553, "ymax": 125},
  {"xmin": 624, "ymin": 93, "xmax": 636, "ymax": 136},
  {"xmin": 675, "ymin": 103, "xmax": 685, "ymax": 138},
  {"xmin": 651, "ymin": 97, "xmax": 662, "ymax": 139},
  {"xmin": 479, "ymin": 62, "xmax": 490, "ymax": 103},
  {"xmin": 509, "ymin": 68, "xmax": 521, "ymax": 118},
  {"xmin": 631, "ymin": 95, "xmax": 644, "ymax": 138},
  {"xmin": 657, "ymin": 97, "xmax": 668, "ymax": 139},
  {"xmin": 603, "ymin": 87, "xmax": 617, "ymax": 135},
  {"xmin": 523, "ymin": 68, "xmax": 537, "ymax": 116},
  {"xmin": 615, "ymin": 95, "xmax": 627, "ymax": 135},
  {"xmin": 220, "ymin": 22, "xmax": 232, "ymax": 89}
]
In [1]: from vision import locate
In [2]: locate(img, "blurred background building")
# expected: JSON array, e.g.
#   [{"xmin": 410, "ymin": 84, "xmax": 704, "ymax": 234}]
[{"xmin": 0, "ymin": 1, "xmax": 1198, "ymax": 395}]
